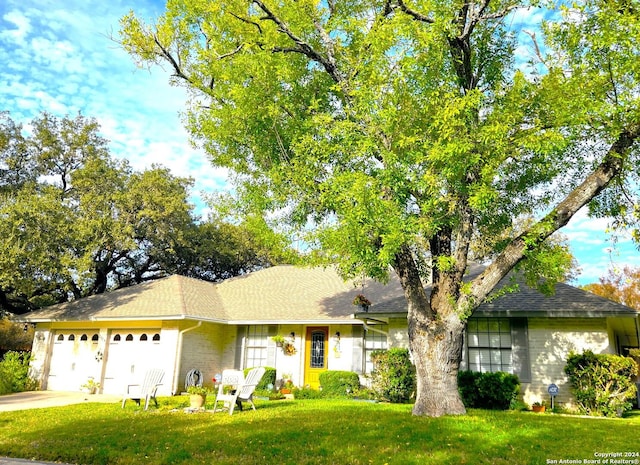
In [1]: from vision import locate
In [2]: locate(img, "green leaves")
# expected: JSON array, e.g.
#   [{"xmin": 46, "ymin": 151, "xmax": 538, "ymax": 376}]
[
  {"xmin": 0, "ymin": 112, "xmax": 296, "ymax": 313},
  {"xmin": 120, "ymin": 0, "xmax": 639, "ymax": 313}
]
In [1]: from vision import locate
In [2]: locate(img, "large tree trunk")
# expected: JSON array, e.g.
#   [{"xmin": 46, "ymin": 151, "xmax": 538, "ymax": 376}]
[
  {"xmin": 409, "ymin": 313, "xmax": 466, "ymax": 416},
  {"xmin": 394, "ymin": 244, "xmax": 468, "ymax": 416}
]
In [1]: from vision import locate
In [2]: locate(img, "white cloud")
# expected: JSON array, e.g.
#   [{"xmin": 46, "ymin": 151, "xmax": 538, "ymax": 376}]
[
  {"xmin": 1, "ymin": 0, "xmax": 637, "ymax": 282},
  {"xmin": 1, "ymin": 10, "xmax": 31, "ymax": 44},
  {"xmin": 0, "ymin": 0, "xmax": 230, "ymax": 219}
]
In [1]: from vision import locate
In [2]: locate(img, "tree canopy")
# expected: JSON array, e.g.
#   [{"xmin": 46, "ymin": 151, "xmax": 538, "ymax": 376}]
[
  {"xmin": 120, "ymin": 0, "xmax": 640, "ymax": 416},
  {"xmin": 0, "ymin": 112, "xmax": 297, "ymax": 315},
  {"xmin": 583, "ymin": 266, "xmax": 640, "ymax": 311}
]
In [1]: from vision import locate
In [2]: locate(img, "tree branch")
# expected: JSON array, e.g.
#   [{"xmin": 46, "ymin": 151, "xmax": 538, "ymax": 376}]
[
  {"xmin": 228, "ymin": 11, "xmax": 263, "ymax": 34},
  {"xmin": 253, "ymin": 0, "xmax": 343, "ymax": 83},
  {"xmin": 462, "ymin": 125, "xmax": 640, "ymax": 309},
  {"xmin": 396, "ymin": 0, "xmax": 434, "ymax": 23}
]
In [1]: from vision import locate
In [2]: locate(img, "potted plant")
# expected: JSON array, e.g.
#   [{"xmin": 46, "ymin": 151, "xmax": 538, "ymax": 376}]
[
  {"xmin": 271, "ymin": 335, "xmax": 297, "ymax": 355},
  {"xmin": 352, "ymin": 294, "xmax": 372, "ymax": 312},
  {"xmin": 280, "ymin": 374, "xmax": 294, "ymax": 394},
  {"xmin": 532, "ymin": 401, "xmax": 546, "ymax": 413},
  {"xmin": 187, "ymin": 386, "xmax": 210, "ymax": 409},
  {"xmin": 80, "ymin": 377, "xmax": 100, "ymax": 394}
]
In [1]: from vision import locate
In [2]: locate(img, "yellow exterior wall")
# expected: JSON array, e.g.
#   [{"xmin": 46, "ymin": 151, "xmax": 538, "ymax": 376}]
[
  {"xmin": 388, "ymin": 319, "xmax": 409, "ymax": 349},
  {"xmin": 523, "ymin": 317, "xmax": 611, "ymax": 408}
]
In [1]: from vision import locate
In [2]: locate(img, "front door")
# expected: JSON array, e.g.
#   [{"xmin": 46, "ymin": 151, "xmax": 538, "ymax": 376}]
[{"xmin": 304, "ymin": 327, "xmax": 328, "ymax": 389}]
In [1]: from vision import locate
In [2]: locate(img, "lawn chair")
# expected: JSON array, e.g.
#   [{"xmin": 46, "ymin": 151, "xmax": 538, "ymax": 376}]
[
  {"xmin": 121, "ymin": 368, "xmax": 164, "ymax": 410},
  {"xmin": 213, "ymin": 367, "xmax": 266, "ymax": 415},
  {"xmin": 212, "ymin": 369, "xmax": 244, "ymax": 414}
]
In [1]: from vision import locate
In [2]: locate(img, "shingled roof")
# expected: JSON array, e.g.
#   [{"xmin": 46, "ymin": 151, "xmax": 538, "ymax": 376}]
[
  {"xmin": 21, "ymin": 275, "xmax": 227, "ymax": 322},
  {"xmin": 19, "ymin": 265, "xmax": 638, "ymax": 323},
  {"xmin": 472, "ymin": 278, "xmax": 638, "ymax": 318}
]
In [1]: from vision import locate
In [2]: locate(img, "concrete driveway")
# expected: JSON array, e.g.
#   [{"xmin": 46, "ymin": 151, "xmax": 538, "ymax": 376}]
[{"xmin": 0, "ymin": 391, "xmax": 121, "ymax": 412}]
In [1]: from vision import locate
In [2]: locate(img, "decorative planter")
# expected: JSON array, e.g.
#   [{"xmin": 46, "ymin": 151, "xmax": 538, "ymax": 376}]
[
  {"xmin": 280, "ymin": 388, "xmax": 292, "ymax": 395},
  {"xmin": 190, "ymin": 394, "xmax": 206, "ymax": 409},
  {"xmin": 532, "ymin": 405, "xmax": 546, "ymax": 413}
]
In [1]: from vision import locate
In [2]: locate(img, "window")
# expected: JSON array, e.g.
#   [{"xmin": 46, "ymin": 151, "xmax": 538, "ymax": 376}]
[
  {"xmin": 140, "ymin": 334, "xmax": 148, "ymax": 341},
  {"xmin": 244, "ymin": 325, "xmax": 269, "ymax": 368},
  {"xmin": 364, "ymin": 326, "xmax": 388, "ymax": 374},
  {"xmin": 113, "ymin": 334, "xmax": 121, "ymax": 342},
  {"xmin": 68, "ymin": 334, "xmax": 75, "ymax": 341},
  {"xmin": 466, "ymin": 318, "xmax": 513, "ymax": 374},
  {"xmin": 80, "ymin": 334, "xmax": 88, "ymax": 341},
  {"xmin": 152, "ymin": 333, "xmax": 160, "ymax": 342},
  {"xmin": 57, "ymin": 334, "xmax": 64, "ymax": 341},
  {"xmin": 310, "ymin": 331, "xmax": 325, "ymax": 368},
  {"xmin": 125, "ymin": 334, "xmax": 134, "ymax": 341},
  {"xmin": 91, "ymin": 334, "xmax": 99, "ymax": 342}
]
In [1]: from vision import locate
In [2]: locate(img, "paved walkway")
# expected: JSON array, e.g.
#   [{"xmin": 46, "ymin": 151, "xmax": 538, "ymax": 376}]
[
  {"xmin": 0, "ymin": 391, "xmax": 121, "ymax": 465},
  {"xmin": 0, "ymin": 391, "xmax": 121, "ymax": 412},
  {"xmin": 0, "ymin": 459, "xmax": 68, "ymax": 465}
]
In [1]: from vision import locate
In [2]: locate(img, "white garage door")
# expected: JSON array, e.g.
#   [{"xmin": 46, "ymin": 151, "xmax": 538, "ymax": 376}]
[
  {"xmin": 102, "ymin": 330, "xmax": 163, "ymax": 394},
  {"xmin": 47, "ymin": 331, "xmax": 101, "ymax": 391}
]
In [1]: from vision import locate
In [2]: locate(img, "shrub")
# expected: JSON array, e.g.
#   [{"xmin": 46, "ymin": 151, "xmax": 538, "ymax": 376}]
[
  {"xmin": 0, "ymin": 351, "xmax": 37, "ymax": 395},
  {"xmin": 457, "ymin": 370, "xmax": 520, "ymax": 410},
  {"xmin": 370, "ymin": 348, "xmax": 416, "ymax": 403},
  {"xmin": 564, "ymin": 350, "xmax": 638, "ymax": 417},
  {"xmin": 318, "ymin": 370, "xmax": 360, "ymax": 397},
  {"xmin": 292, "ymin": 386, "xmax": 323, "ymax": 399},
  {"xmin": 457, "ymin": 370, "xmax": 481, "ymax": 407}
]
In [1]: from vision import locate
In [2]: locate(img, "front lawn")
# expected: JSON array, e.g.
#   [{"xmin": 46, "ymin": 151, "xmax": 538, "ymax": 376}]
[{"xmin": 1, "ymin": 398, "xmax": 639, "ymax": 465}]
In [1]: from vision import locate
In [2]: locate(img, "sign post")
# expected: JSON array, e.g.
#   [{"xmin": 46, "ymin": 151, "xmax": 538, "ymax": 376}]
[{"xmin": 548, "ymin": 384, "xmax": 559, "ymax": 410}]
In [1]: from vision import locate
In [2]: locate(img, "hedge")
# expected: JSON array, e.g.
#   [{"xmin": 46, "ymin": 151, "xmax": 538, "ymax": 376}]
[
  {"xmin": 458, "ymin": 370, "xmax": 520, "ymax": 410},
  {"xmin": 318, "ymin": 370, "xmax": 360, "ymax": 397}
]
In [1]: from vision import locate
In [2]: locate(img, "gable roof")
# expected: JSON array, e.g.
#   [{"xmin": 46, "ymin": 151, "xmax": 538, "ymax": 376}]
[
  {"xmin": 472, "ymin": 278, "xmax": 638, "ymax": 318},
  {"xmin": 19, "ymin": 265, "xmax": 638, "ymax": 324},
  {"xmin": 20, "ymin": 275, "xmax": 227, "ymax": 322}
]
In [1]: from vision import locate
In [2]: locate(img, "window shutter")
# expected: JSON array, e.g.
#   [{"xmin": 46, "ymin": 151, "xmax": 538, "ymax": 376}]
[
  {"xmin": 511, "ymin": 318, "xmax": 531, "ymax": 383},
  {"xmin": 351, "ymin": 326, "xmax": 364, "ymax": 374},
  {"xmin": 266, "ymin": 325, "xmax": 277, "ymax": 366},
  {"xmin": 234, "ymin": 326, "xmax": 245, "ymax": 369}
]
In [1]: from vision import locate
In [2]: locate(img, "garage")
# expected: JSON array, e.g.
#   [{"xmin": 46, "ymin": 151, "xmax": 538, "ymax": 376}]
[
  {"xmin": 101, "ymin": 329, "xmax": 163, "ymax": 394},
  {"xmin": 47, "ymin": 331, "xmax": 101, "ymax": 391}
]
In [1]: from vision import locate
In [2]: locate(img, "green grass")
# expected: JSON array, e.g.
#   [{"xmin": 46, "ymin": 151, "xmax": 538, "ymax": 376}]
[{"xmin": 1, "ymin": 398, "xmax": 639, "ymax": 465}]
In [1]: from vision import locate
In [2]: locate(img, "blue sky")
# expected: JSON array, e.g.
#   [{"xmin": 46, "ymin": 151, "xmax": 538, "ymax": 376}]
[{"xmin": 1, "ymin": 0, "xmax": 637, "ymax": 286}]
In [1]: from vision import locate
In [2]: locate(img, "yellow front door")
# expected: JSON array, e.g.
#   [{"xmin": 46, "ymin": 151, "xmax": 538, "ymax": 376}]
[{"xmin": 304, "ymin": 327, "xmax": 328, "ymax": 389}]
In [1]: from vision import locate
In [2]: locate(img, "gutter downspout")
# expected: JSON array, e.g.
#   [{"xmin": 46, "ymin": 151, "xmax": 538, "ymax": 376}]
[{"xmin": 171, "ymin": 321, "xmax": 202, "ymax": 395}]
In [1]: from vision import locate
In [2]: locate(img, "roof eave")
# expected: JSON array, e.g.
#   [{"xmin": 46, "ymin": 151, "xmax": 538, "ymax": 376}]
[
  {"xmin": 472, "ymin": 309, "xmax": 639, "ymax": 318},
  {"xmin": 225, "ymin": 318, "xmax": 362, "ymax": 325}
]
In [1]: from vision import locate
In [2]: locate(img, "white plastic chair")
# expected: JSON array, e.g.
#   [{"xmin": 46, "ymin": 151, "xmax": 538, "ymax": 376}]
[
  {"xmin": 213, "ymin": 367, "xmax": 266, "ymax": 415},
  {"xmin": 121, "ymin": 368, "xmax": 164, "ymax": 410}
]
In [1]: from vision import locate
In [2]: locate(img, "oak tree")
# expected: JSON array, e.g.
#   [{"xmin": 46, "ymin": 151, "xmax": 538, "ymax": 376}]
[{"xmin": 0, "ymin": 112, "xmax": 294, "ymax": 313}]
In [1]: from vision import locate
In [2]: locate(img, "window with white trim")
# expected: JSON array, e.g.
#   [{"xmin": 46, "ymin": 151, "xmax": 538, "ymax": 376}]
[
  {"xmin": 244, "ymin": 325, "xmax": 269, "ymax": 368},
  {"xmin": 466, "ymin": 318, "xmax": 513, "ymax": 373},
  {"xmin": 364, "ymin": 326, "xmax": 388, "ymax": 374}
]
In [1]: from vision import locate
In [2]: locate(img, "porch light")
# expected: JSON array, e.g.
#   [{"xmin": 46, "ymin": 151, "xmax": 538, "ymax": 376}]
[{"xmin": 290, "ymin": 331, "xmax": 295, "ymax": 341}]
